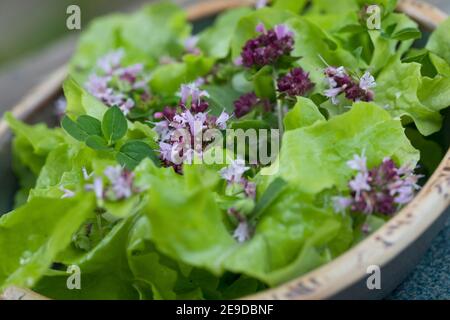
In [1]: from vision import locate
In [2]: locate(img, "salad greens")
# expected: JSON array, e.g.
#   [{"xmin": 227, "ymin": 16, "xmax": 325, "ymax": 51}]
[{"xmin": 1, "ymin": 0, "xmax": 449, "ymax": 299}]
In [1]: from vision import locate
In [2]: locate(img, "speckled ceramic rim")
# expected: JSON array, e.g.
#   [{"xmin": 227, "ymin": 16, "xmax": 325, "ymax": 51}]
[{"xmin": 0, "ymin": 0, "xmax": 448, "ymax": 300}]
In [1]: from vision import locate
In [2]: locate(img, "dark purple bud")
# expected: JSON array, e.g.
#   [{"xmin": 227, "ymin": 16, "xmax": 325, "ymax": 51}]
[
  {"xmin": 162, "ymin": 106, "xmax": 176, "ymax": 121},
  {"xmin": 191, "ymin": 100, "xmax": 209, "ymax": 113},
  {"xmin": 234, "ymin": 92, "xmax": 260, "ymax": 118},
  {"xmin": 277, "ymin": 67, "xmax": 315, "ymax": 97},
  {"xmin": 374, "ymin": 191, "xmax": 396, "ymax": 215}
]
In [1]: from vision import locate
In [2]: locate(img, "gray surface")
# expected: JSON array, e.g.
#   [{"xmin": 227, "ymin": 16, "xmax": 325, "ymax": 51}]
[{"xmin": 388, "ymin": 214, "xmax": 450, "ymax": 300}]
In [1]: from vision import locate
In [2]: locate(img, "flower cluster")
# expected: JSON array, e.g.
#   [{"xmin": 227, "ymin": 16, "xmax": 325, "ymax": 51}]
[
  {"xmin": 233, "ymin": 92, "xmax": 272, "ymax": 118},
  {"xmin": 54, "ymin": 97, "xmax": 67, "ymax": 119},
  {"xmin": 85, "ymin": 166, "xmax": 138, "ymax": 201},
  {"xmin": 237, "ymin": 23, "xmax": 294, "ymax": 68},
  {"xmin": 324, "ymin": 67, "xmax": 376, "ymax": 105},
  {"xmin": 333, "ymin": 153, "xmax": 421, "ymax": 217},
  {"xmin": 154, "ymin": 82, "xmax": 230, "ymax": 173},
  {"xmin": 277, "ymin": 67, "xmax": 314, "ymax": 98},
  {"xmin": 219, "ymin": 159, "xmax": 257, "ymax": 243},
  {"xmin": 85, "ymin": 49, "xmax": 151, "ymax": 116},
  {"xmin": 255, "ymin": 0, "xmax": 268, "ymax": 9},
  {"xmin": 183, "ymin": 36, "xmax": 201, "ymax": 55},
  {"xmin": 60, "ymin": 166, "xmax": 139, "ymax": 202}
]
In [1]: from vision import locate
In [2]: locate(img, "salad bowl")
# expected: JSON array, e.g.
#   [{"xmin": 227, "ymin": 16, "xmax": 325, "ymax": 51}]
[{"xmin": 0, "ymin": 0, "xmax": 449, "ymax": 300}]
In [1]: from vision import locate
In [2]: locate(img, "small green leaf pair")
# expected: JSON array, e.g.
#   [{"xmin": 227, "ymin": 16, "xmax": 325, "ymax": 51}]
[
  {"xmin": 62, "ymin": 106, "xmax": 127, "ymax": 148},
  {"xmin": 116, "ymin": 140, "xmax": 160, "ymax": 169},
  {"xmin": 62, "ymin": 106, "xmax": 158, "ymax": 169}
]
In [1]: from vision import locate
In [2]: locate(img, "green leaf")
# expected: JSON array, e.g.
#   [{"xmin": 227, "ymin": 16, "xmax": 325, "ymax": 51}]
[
  {"xmin": 417, "ymin": 76, "xmax": 450, "ymax": 112},
  {"xmin": 144, "ymin": 165, "xmax": 351, "ymax": 287},
  {"xmin": 429, "ymin": 52, "xmax": 450, "ymax": 77},
  {"xmin": 390, "ymin": 27, "xmax": 421, "ymax": 41},
  {"xmin": 149, "ymin": 63, "xmax": 187, "ymax": 97},
  {"xmin": 62, "ymin": 115, "xmax": 104, "ymax": 144},
  {"xmin": 61, "ymin": 116, "xmax": 89, "ymax": 142},
  {"xmin": 34, "ymin": 215, "xmax": 139, "ymax": 299},
  {"xmin": 230, "ymin": 119, "xmax": 271, "ymax": 130},
  {"xmin": 76, "ymin": 115, "xmax": 102, "ymax": 137},
  {"xmin": 0, "ymin": 195, "xmax": 95, "ymax": 290},
  {"xmin": 284, "ymin": 97, "xmax": 325, "ymax": 130},
  {"xmin": 149, "ymin": 54, "xmax": 214, "ymax": 97},
  {"xmin": 286, "ymin": 17, "xmax": 364, "ymax": 92},
  {"xmin": 183, "ymin": 54, "xmax": 215, "ymax": 78},
  {"xmin": 101, "ymin": 106, "xmax": 128, "ymax": 144},
  {"xmin": 198, "ymin": 7, "xmax": 252, "ymax": 59},
  {"xmin": 273, "ymin": 0, "xmax": 307, "ymax": 13},
  {"xmin": 116, "ymin": 140, "xmax": 159, "ymax": 170},
  {"xmin": 426, "ymin": 17, "xmax": 450, "ymax": 65},
  {"xmin": 5, "ymin": 113, "xmax": 64, "ymax": 156},
  {"xmin": 68, "ymin": 14, "xmax": 127, "ymax": 83},
  {"xmin": 253, "ymin": 66, "xmax": 275, "ymax": 100},
  {"xmin": 405, "ymin": 128, "xmax": 443, "ymax": 174},
  {"xmin": 231, "ymin": 8, "xmax": 297, "ymax": 60},
  {"xmin": 63, "ymin": 77, "xmax": 108, "ymax": 120},
  {"xmin": 204, "ymin": 84, "xmax": 242, "ymax": 116},
  {"xmin": 250, "ymin": 177, "xmax": 288, "ymax": 223},
  {"xmin": 85, "ymin": 135, "xmax": 110, "ymax": 150},
  {"xmin": 264, "ymin": 102, "xmax": 419, "ymax": 195},
  {"xmin": 120, "ymin": 2, "xmax": 190, "ymax": 60},
  {"xmin": 368, "ymin": 13, "xmax": 418, "ymax": 73}
]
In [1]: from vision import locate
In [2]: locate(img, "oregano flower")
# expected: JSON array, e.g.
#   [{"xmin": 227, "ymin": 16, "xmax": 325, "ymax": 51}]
[
  {"xmin": 324, "ymin": 66, "xmax": 376, "ymax": 105},
  {"xmin": 240, "ymin": 23, "xmax": 294, "ymax": 68},
  {"xmin": 85, "ymin": 49, "xmax": 151, "ymax": 116},
  {"xmin": 333, "ymin": 153, "xmax": 422, "ymax": 217},
  {"xmin": 277, "ymin": 67, "xmax": 315, "ymax": 97}
]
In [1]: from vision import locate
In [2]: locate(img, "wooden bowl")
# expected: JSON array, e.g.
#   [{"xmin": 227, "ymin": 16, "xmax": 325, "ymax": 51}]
[{"xmin": 1, "ymin": 0, "xmax": 449, "ymax": 300}]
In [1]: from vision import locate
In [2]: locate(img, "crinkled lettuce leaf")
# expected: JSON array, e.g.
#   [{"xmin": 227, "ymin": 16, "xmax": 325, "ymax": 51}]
[
  {"xmin": 0, "ymin": 195, "xmax": 95, "ymax": 291},
  {"xmin": 265, "ymin": 102, "xmax": 419, "ymax": 194},
  {"xmin": 69, "ymin": 2, "xmax": 190, "ymax": 83},
  {"xmin": 142, "ymin": 161, "xmax": 352, "ymax": 287},
  {"xmin": 426, "ymin": 17, "xmax": 450, "ymax": 65},
  {"xmin": 34, "ymin": 215, "xmax": 138, "ymax": 300},
  {"xmin": 375, "ymin": 59, "xmax": 447, "ymax": 135},
  {"xmin": 63, "ymin": 77, "xmax": 108, "ymax": 120},
  {"xmin": 198, "ymin": 7, "xmax": 253, "ymax": 59},
  {"xmin": 284, "ymin": 97, "xmax": 325, "ymax": 130},
  {"xmin": 150, "ymin": 54, "xmax": 215, "ymax": 97}
]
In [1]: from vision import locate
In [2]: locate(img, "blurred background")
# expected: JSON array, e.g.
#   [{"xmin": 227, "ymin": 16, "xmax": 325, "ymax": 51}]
[
  {"xmin": 0, "ymin": 0, "xmax": 448, "ymax": 300},
  {"xmin": 0, "ymin": 0, "xmax": 449, "ymax": 112}
]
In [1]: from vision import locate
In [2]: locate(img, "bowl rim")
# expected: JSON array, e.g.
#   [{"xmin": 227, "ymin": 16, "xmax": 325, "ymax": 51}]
[{"xmin": 0, "ymin": 0, "xmax": 449, "ymax": 301}]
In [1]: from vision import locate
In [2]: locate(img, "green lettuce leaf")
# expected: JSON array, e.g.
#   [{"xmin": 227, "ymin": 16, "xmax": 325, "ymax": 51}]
[
  {"xmin": 63, "ymin": 77, "xmax": 108, "ymax": 120},
  {"xmin": 69, "ymin": 14, "xmax": 127, "ymax": 83},
  {"xmin": 231, "ymin": 8, "xmax": 297, "ymax": 60},
  {"xmin": 375, "ymin": 59, "xmax": 445, "ymax": 135},
  {"xmin": 143, "ymin": 163, "xmax": 352, "ymax": 287},
  {"xmin": 0, "ymin": 195, "xmax": 95, "ymax": 291},
  {"xmin": 284, "ymin": 97, "xmax": 325, "ymax": 130},
  {"xmin": 150, "ymin": 54, "xmax": 214, "ymax": 97},
  {"xmin": 198, "ymin": 7, "xmax": 253, "ymax": 59},
  {"xmin": 34, "ymin": 215, "xmax": 139, "ymax": 300},
  {"xmin": 69, "ymin": 2, "xmax": 190, "ymax": 83},
  {"xmin": 266, "ymin": 102, "xmax": 419, "ymax": 194},
  {"xmin": 426, "ymin": 17, "xmax": 450, "ymax": 65},
  {"xmin": 120, "ymin": 2, "xmax": 190, "ymax": 61}
]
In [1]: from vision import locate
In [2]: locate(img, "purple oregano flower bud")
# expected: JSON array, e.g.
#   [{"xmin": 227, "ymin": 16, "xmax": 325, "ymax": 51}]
[
  {"xmin": 324, "ymin": 67, "xmax": 376, "ymax": 105},
  {"xmin": 233, "ymin": 92, "xmax": 272, "ymax": 118},
  {"xmin": 277, "ymin": 67, "xmax": 315, "ymax": 97},
  {"xmin": 333, "ymin": 153, "xmax": 422, "ymax": 217},
  {"xmin": 240, "ymin": 23, "xmax": 294, "ymax": 68}
]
